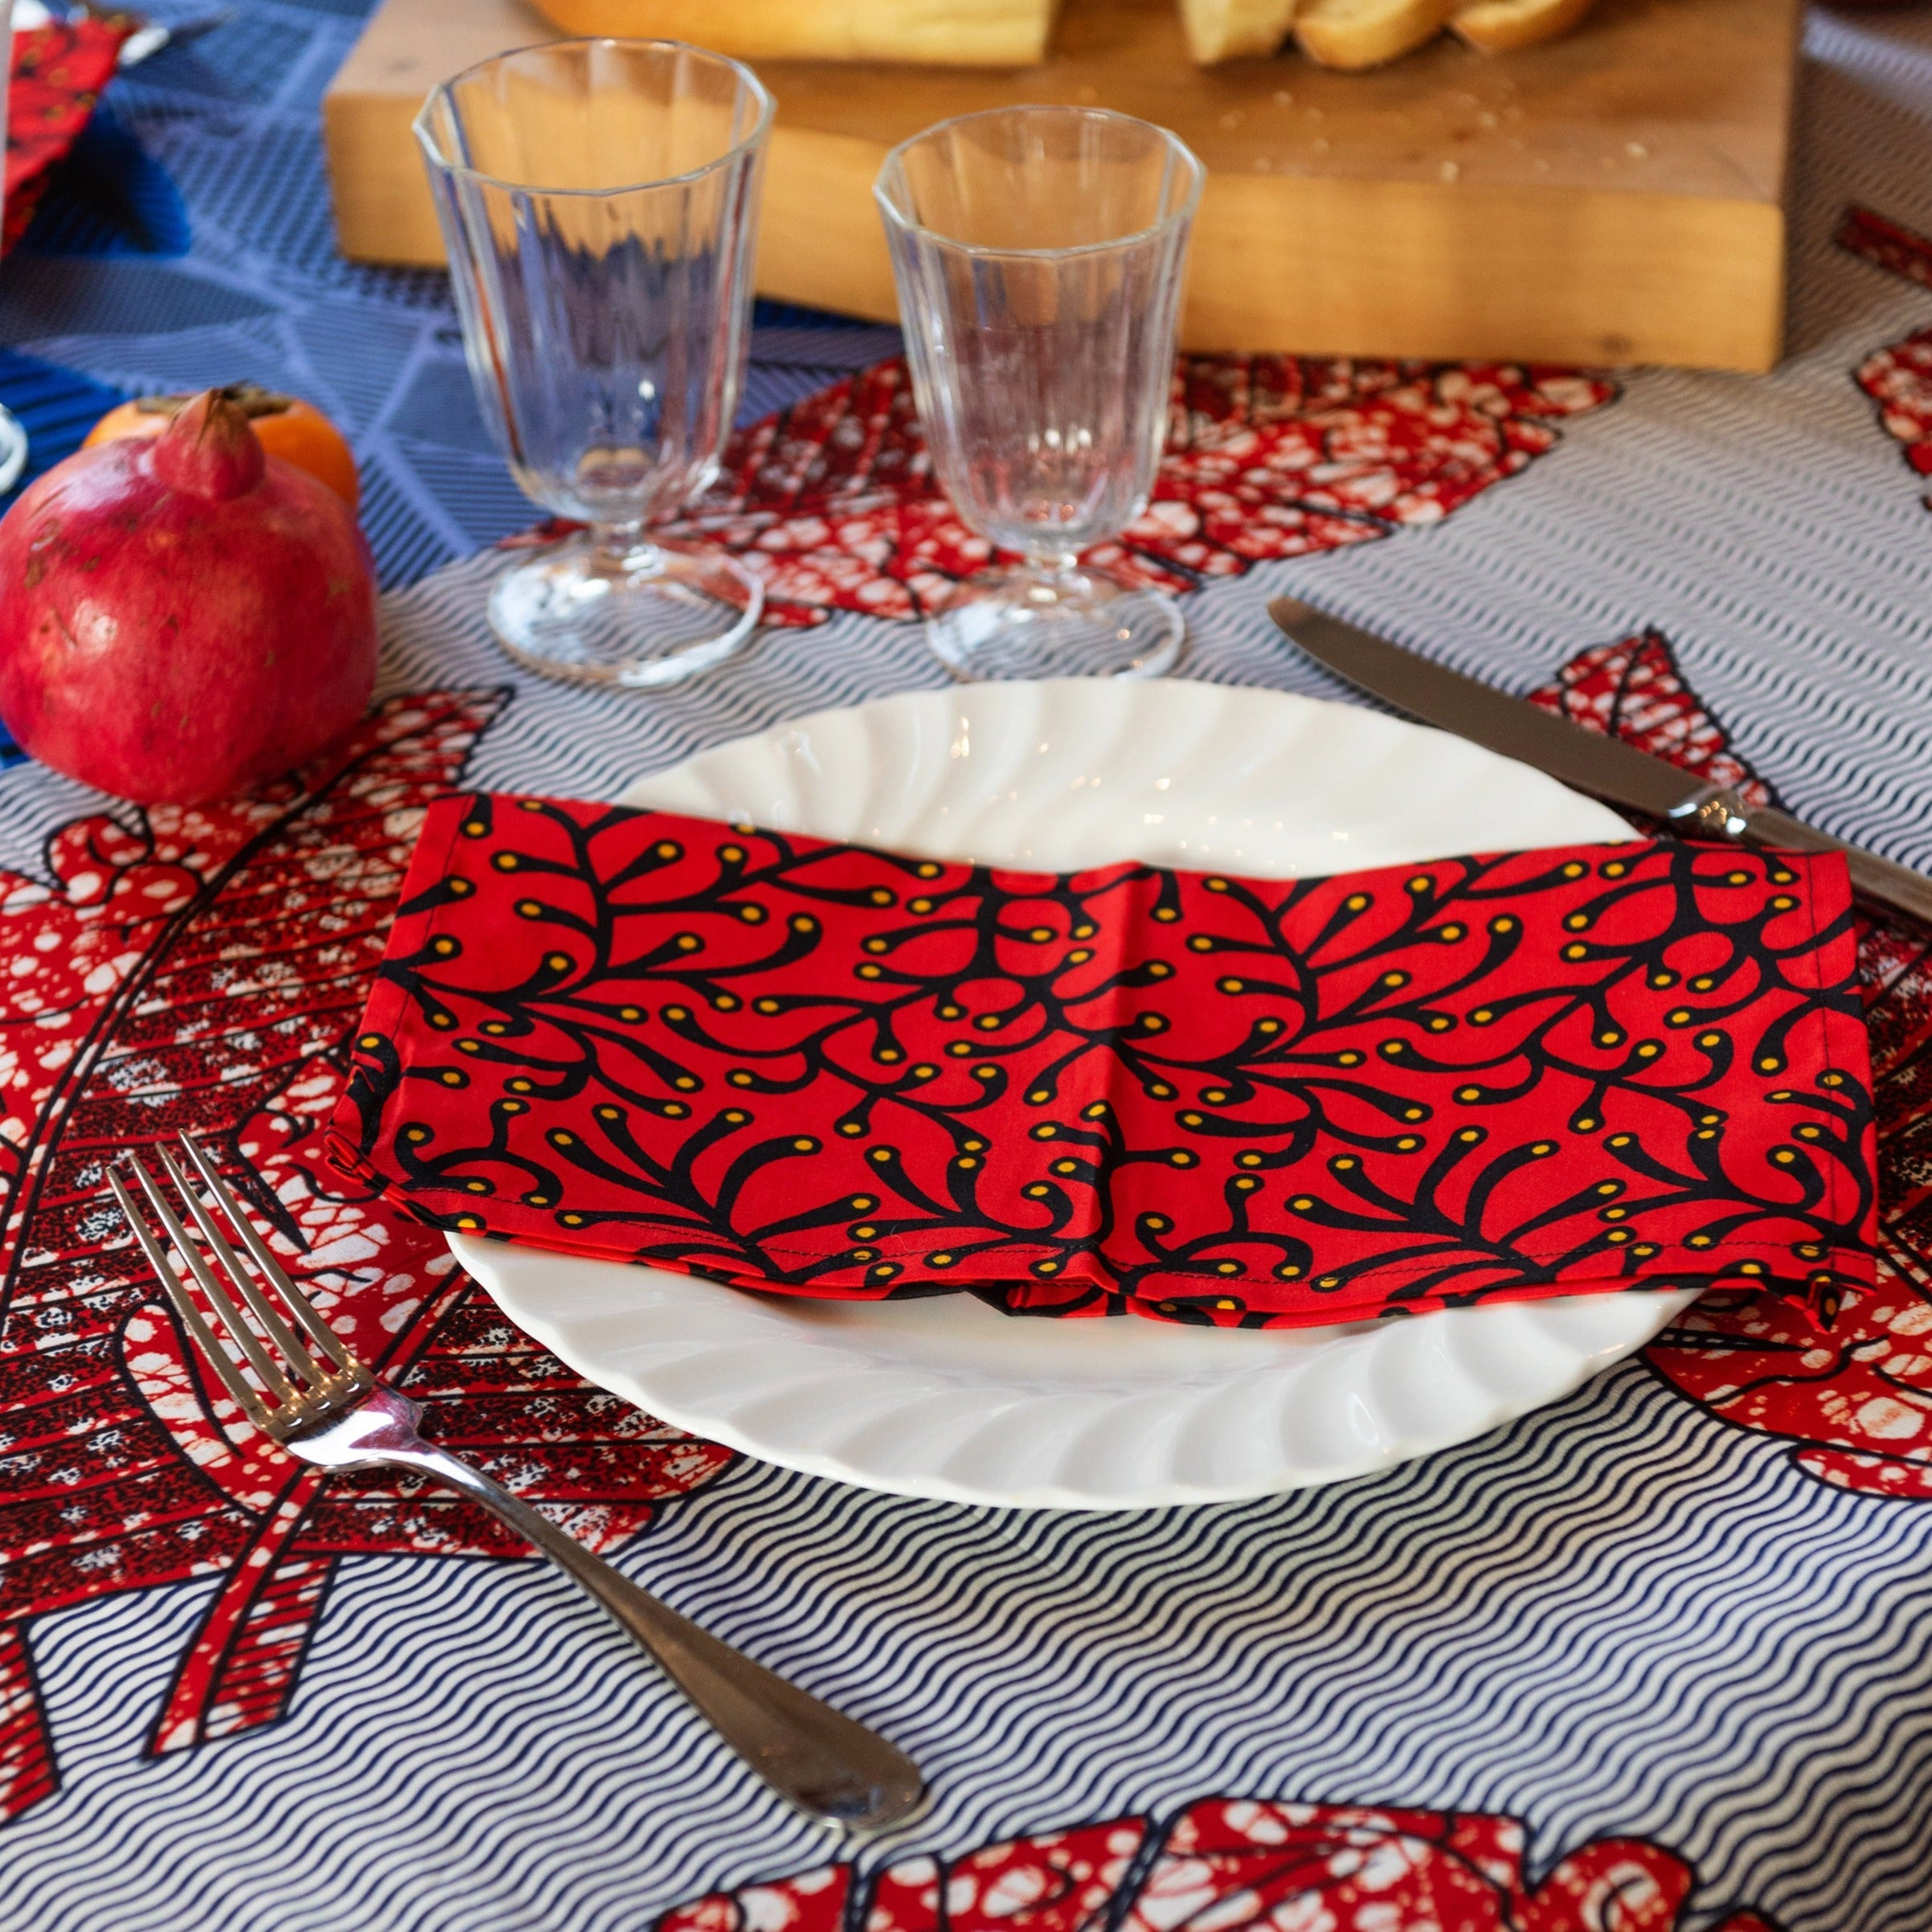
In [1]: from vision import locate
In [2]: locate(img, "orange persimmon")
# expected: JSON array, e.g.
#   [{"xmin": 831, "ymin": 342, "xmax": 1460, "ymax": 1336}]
[{"xmin": 84, "ymin": 384, "xmax": 359, "ymax": 512}]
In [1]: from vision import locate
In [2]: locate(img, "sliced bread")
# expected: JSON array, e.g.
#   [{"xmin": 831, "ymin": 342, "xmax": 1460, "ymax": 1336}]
[
  {"xmin": 1294, "ymin": 0, "xmax": 1456, "ymax": 69},
  {"xmin": 527, "ymin": 0, "xmax": 1058, "ymax": 66},
  {"xmin": 1180, "ymin": 0, "xmax": 1300, "ymax": 63},
  {"xmin": 1450, "ymin": 0, "xmax": 1595, "ymax": 53}
]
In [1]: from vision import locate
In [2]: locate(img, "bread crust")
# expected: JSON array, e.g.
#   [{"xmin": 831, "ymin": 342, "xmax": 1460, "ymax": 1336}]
[
  {"xmin": 528, "ymin": 0, "xmax": 1058, "ymax": 65},
  {"xmin": 1293, "ymin": 0, "xmax": 1455, "ymax": 69},
  {"xmin": 1450, "ymin": 0, "xmax": 1594, "ymax": 53},
  {"xmin": 1181, "ymin": 0, "xmax": 1300, "ymax": 63}
]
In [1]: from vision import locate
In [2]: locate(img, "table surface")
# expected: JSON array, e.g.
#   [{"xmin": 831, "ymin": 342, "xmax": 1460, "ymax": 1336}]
[{"xmin": 6, "ymin": 6, "xmax": 1932, "ymax": 1932}]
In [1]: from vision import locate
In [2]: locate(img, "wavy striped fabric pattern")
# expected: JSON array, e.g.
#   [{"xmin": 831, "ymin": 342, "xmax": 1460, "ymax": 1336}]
[{"xmin": 10, "ymin": 4, "xmax": 1932, "ymax": 1931}]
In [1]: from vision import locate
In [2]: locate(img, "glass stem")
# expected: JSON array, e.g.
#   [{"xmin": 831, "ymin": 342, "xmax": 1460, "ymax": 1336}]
[
  {"xmin": 1025, "ymin": 545, "xmax": 1082, "ymax": 581},
  {"xmin": 591, "ymin": 521, "xmax": 653, "ymax": 575}
]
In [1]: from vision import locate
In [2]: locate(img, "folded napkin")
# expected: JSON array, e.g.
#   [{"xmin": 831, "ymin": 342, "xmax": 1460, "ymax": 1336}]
[
  {"xmin": 328, "ymin": 793, "xmax": 1877, "ymax": 1331},
  {"xmin": 6, "ymin": 15, "xmax": 133, "ymax": 252}
]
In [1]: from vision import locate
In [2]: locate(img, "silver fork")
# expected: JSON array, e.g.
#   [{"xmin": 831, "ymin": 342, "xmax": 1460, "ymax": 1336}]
[{"xmin": 106, "ymin": 1133, "xmax": 925, "ymax": 1833}]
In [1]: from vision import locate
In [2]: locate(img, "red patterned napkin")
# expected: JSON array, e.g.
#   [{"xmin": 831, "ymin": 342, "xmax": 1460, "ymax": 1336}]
[
  {"xmin": 327, "ymin": 794, "xmax": 1877, "ymax": 1330},
  {"xmin": 5, "ymin": 13, "xmax": 133, "ymax": 252}
]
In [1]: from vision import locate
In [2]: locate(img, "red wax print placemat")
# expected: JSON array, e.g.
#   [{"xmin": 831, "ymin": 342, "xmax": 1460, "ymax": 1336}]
[
  {"xmin": 4, "ymin": 14, "xmax": 132, "ymax": 251},
  {"xmin": 327, "ymin": 794, "xmax": 1877, "ymax": 1329}
]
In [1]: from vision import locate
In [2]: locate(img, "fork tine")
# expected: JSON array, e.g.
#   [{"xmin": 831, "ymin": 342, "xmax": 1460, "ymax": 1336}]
[
  {"xmin": 154, "ymin": 1143, "xmax": 324, "ymax": 1390},
  {"xmin": 178, "ymin": 1133, "xmax": 359, "ymax": 1375},
  {"xmin": 124, "ymin": 1153, "xmax": 306, "ymax": 1404},
  {"xmin": 106, "ymin": 1166, "xmax": 276, "ymax": 1431}
]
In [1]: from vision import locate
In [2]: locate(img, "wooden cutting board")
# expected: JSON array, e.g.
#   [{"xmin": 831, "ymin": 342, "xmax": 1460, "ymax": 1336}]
[{"xmin": 323, "ymin": 0, "xmax": 1801, "ymax": 370}]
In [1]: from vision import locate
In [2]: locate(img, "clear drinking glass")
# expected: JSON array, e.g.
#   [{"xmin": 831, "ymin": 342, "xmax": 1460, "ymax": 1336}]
[
  {"xmin": 0, "ymin": 0, "xmax": 27, "ymax": 497},
  {"xmin": 876, "ymin": 106, "xmax": 1203, "ymax": 682},
  {"xmin": 416, "ymin": 40, "xmax": 772, "ymax": 688}
]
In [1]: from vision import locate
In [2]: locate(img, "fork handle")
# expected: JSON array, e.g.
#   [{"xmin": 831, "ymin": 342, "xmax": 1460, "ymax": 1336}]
[{"xmin": 383, "ymin": 1436, "xmax": 924, "ymax": 1832}]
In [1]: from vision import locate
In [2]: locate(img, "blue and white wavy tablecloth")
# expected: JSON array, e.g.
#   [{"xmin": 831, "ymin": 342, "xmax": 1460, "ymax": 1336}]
[{"xmin": 10, "ymin": 6, "xmax": 1932, "ymax": 1931}]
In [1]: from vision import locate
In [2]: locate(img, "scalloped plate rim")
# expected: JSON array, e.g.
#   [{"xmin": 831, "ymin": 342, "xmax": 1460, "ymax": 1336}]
[{"xmin": 457, "ymin": 677, "xmax": 1698, "ymax": 1510}]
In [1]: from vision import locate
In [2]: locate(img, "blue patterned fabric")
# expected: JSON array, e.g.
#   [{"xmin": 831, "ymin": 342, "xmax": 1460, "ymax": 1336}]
[
  {"xmin": 17, "ymin": 104, "xmax": 191, "ymax": 259},
  {"xmin": 13, "ymin": 8, "xmax": 1932, "ymax": 1932},
  {"xmin": 0, "ymin": 0, "xmax": 888, "ymax": 592},
  {"xmin": 0, "ymin": 345, "xmax": 123, "ymax": 510}
]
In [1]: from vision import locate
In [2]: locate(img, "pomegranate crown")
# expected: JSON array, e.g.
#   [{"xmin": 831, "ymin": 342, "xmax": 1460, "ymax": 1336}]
[{"xmin": 151, "ymin": 388, "xmax": 268, "ymax": 501}]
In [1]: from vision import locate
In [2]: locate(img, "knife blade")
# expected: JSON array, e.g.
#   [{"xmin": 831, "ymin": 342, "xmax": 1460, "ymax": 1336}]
[{"xmin": 1267, "ymin": 596, "xmax": 1932, "ymax": 928}]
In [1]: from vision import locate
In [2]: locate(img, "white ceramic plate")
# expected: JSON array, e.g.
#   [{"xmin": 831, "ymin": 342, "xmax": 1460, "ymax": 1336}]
[{"xmin": 456, "ymin": 678, "xmax": 1697, "ymax": 1509}]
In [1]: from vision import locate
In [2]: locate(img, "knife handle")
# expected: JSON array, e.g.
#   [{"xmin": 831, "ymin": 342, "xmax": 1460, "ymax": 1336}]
[{"xmin": 1742, "ymin": 805, "xmax": 1932, "ymax": 928}]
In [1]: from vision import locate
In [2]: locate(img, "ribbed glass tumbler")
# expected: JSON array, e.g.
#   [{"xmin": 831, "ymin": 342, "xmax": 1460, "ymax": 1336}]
[
  {"xmin": 417, "ymin": 39, "xmax": 772, "ymax": 688},
  {"xmin": 876, "ymin": 106, "xmax": 1203, "ymax": 682}
]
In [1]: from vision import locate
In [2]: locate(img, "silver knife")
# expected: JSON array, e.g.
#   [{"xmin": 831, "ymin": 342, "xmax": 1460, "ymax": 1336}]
[{"xmin": 1267, "ymin": 596, "xmax": 1932, "ymax": 928}]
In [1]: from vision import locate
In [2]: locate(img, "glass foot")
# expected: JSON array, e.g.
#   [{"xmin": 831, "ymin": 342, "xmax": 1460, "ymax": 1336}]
[
  {"xmin": 924, "ymin": 564, "xmax": 1185, "ymax": 682},
  {"xmin": 0, "ymin": 407, "xmax": 27, "ymax": 496},
  {"xmin": 489, "ymin": 531, "xmax": 762, "ymax": 689}
]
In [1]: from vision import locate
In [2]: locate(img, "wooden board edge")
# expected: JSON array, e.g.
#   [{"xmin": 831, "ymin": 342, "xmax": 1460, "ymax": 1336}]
[
  {"xmin": 757, "ymin": 129, "xmax": 1789, "ymax": 372},
  {"xmin": 324, "ymin": 92, "xmax": 1788, "ymax": 372}
]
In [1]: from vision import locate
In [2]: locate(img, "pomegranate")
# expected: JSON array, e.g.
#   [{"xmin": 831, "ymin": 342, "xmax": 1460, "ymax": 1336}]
[{"xmin": 0, "ymin": 389, "xmax": 377, "ymax": 804}]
